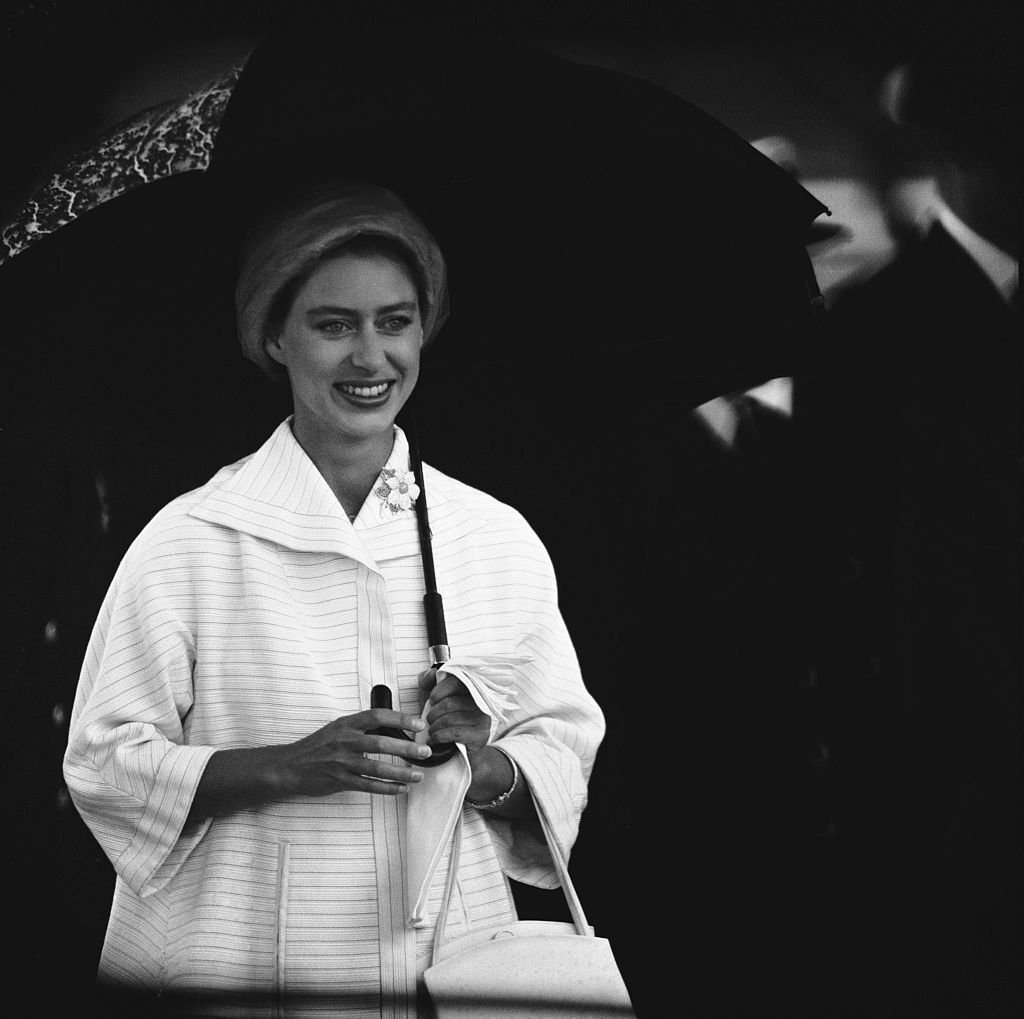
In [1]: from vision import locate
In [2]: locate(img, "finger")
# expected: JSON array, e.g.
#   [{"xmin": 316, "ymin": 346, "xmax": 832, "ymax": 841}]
[
  {"xmin": 428, "ymin": 711, "xmax": 490, "ymax": 741},
  {"xmin": 428, "ymin": 726, "xmax": 488, "ymax": 749},
  {"xmin": 364, "ymin": 733, "xmax": 435, "ymax": 761},
  {"xmin": 427, "ymin": 675, "xmax": 465, "ymax": 703},
  {"xmin": 347, "ymin": 775, "xmax": 414, "ymax": 796},
  {"xmin": 355, "ymin": 756, "xmax": 426, "ymax": 784},
  {"xmin": 417, "ymin": 667, "xmax": 439, "ymax": 693},
  {"xmin": 363, "ymin": 708, "xmax": 426, "ymax": 734},
  {"xmin": 425, "ymin": 697, "xmax": 478, "ymax": 726}
]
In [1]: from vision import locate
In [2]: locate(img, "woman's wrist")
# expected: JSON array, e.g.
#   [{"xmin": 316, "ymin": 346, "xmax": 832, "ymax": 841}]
[
  {"xmin": 465, "ymin": 745, "xmax": 517, "ymax": 807},
  {"xmin": 188, "ymin": 745, "xmax": 288, "ymax": 822}
]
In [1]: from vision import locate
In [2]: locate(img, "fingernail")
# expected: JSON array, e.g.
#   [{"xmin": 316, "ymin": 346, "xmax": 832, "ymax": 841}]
[
  {"xmin": 411, "ymin": 771, "xmax": 424, "ymax": 782},
  {"xmin": 418, "ymin": 744, "xmax": 432, "ymax": 758},
  {"xmin": 410, "ymin": 718, "xmax": 426, "ymax": 731}
]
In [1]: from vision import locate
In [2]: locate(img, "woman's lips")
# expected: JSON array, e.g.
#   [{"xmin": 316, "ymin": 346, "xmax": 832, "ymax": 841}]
[{"xmin": 334, "ymin": 380, "xmax": 395, "ymax": 405}]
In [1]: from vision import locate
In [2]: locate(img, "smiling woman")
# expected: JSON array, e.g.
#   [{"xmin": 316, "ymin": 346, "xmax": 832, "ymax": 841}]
[
  {"xmin": 232, "ymin": 185, "xmax": 444, "ymax": 520},
  {"xmin": 266, "ymin": 243, "xmax": 425, "ymax": 519},
  {"xmin": 61, "ymin": 181, "xmax": 606, "ymax": 1015}
]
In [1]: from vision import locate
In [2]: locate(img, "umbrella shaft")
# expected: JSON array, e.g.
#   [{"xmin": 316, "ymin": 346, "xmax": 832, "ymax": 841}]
[{"xmin": 423, "ymin": 591, "xmax": 448, "ymax": 651}]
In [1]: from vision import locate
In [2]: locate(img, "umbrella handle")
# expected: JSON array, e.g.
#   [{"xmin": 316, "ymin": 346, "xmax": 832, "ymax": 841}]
[
  {"xmin": 368, "ymin": 684, "xmax": 413, "ymax": 742},
  {"xmin": 368, "ymin": 682, "xmax": 456, "ymax": 768},
  {"xmin": 423, "ymin": 607, "xmax": 456, "ymax": 767}
]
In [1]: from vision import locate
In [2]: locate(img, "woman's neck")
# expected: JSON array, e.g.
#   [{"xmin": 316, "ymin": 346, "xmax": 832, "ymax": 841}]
[{"xmin": 290, "ymin": 419, "xmax": 395, "ymax": 520}]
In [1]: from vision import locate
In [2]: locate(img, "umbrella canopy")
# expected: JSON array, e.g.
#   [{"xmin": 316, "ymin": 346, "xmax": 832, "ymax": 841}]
[
  {"xmin": 1, "ymin": 19, "xmax": 828, "ymax": 530},
  {"xmin": 208, "ymin": 19, "xmax": 827, "ymax": 502},
  {"xmin": 217, "ymin": 23, "xmax": 826, "ymax": 393},
  {"xmin": 1, "ymin": 22, "xmax": 828, "ymax": 1014},
  {"xmin": 2, "ymin": 20, "xmax": 827, "ymax": 398},
  {"xmin": 1, "ymin": 17, "xmax": 829, "ymax": 657}
]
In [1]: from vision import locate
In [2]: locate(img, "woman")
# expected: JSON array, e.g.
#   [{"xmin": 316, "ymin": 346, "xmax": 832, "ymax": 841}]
[{"xmin": 63, "ymin": 183, "xmax": 605, "ymax": 1015}]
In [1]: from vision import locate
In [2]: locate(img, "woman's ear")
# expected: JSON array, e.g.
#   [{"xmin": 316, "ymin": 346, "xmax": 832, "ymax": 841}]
[{"xmin": 264, "ymin": 331, "xmax": 287, "ymax": 367}]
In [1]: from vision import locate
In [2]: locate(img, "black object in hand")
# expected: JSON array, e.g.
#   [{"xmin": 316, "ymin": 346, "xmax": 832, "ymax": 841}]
[{"xmin": 369, "ymin": 684, "xmax": 455, "ymax": 767}]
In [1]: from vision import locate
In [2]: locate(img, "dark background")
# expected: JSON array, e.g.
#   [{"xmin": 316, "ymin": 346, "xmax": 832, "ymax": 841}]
[{"xmin": 2, "ymin": 2, "xmax": 1017, "ymax": 1016}]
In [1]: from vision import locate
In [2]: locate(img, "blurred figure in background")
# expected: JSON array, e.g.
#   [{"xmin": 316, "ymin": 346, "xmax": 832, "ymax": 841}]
[
  {"xmin": 752, "ymin": 133, "xmax": 900, "ymax": 312},
  {"xmin": 799, "ymin": 15, "xmax": 1019, "ymax": 1016}
]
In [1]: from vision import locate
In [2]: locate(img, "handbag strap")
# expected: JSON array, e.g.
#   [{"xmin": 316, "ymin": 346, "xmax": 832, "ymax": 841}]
[
  {"xmin": 431, "ymin": 792, "xmax": 594, "ymax": 964},
  {"xmin": 534, "ymin": 798, "xmax": 592, "ymax": 937}
]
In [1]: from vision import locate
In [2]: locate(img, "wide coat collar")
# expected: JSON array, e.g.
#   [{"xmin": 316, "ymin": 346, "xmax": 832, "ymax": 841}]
[{"xmin": 189, "ymin": 419, "xmax": 473, "ymax": 574}]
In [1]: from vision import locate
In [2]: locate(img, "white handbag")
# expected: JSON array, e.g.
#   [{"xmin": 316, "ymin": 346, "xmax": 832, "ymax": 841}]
[{"xmin": 422, "ymin": 802, "xmax": 636, "ymax": 1018}]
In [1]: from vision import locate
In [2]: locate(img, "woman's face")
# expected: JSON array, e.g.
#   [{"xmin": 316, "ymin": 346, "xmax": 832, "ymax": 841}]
[{"xmin": 267, "ymin": 251, "xmax": 423, "ymax": 451}]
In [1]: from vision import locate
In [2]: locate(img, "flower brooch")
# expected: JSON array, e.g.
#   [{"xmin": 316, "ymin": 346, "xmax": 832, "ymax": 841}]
[{"xmin": 374, "ymin": 467, "xmax": 420, "ymax": 517}]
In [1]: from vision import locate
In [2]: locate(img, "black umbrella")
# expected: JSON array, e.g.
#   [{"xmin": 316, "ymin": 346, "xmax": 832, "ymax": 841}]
[
  {"xmin": 218, "ymin": 26, "xmax": 825, "ymax": 387},
  {"xmin": 2, "ymin": 20, "xmax": 829, "ymax": 1015},
  {"xmin": 1, "ymin": 16, "xmax": 828, "ymax": 664},
  {"xmin": 2, "ymin": 20, "xmax": 827, "ymax": 412},
  {"xmin": 2, "ymin": 9, "xmax": 828, "ymax": 767}
]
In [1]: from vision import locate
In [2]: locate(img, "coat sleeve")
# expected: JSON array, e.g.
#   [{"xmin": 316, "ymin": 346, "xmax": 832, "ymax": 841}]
[
  {"xmin": 475, "ymin": 521, "xmax": 605, "ymax": 889},
  {"xmin": 63, "ymin": 539, "xmax": 216, "ymax": 899}
]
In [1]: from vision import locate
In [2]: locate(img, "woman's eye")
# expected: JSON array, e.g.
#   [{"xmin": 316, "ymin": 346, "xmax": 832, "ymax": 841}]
[
  {"xmin": 379, "ymin": 316, "xmax": 414, "ymax": 333},
  {"xmin": 319, "ymin": 320, "xmax": 353, "ymax": 335}
]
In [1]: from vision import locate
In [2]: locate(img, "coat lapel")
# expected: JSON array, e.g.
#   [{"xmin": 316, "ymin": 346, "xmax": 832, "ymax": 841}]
[
  {"xmin": 188, "ymin": 421, "xmax": 486, "ymax": 572},
  {"xmin": 356, "ymin": 430, "xmax": 486, "ymax": 566},
  {"xmin": 189, "ymin": 419, "xmax": 382, "ymax": 573}
]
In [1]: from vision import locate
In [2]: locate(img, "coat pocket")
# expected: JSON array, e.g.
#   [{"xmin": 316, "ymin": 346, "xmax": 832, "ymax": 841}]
[{"xmin": 160, "ymin": 834, "xmax": 294, "ymax": 1008}]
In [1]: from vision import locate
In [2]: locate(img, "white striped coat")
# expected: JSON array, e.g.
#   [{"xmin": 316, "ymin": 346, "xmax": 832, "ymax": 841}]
[{"xmin": 64, "ymin": 421, "xmax": 605, "ymax": 1017}]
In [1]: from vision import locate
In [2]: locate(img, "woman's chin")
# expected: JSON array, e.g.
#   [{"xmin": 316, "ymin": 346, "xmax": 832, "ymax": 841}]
[
  {"xmin": 290, "ymin": 404, "xmax": 397, "ymax": 453},
  {"xmin": 329, "ymin": 411, "xmax": 398, "ymax": 445},
  {"xmin": 331, "ymin": 401, "xmax": 403, "ymax": 444}
]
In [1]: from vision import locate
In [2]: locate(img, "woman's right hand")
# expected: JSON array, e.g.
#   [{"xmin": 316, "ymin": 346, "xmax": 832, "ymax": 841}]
[
  {"xmin": 277, "ymin": 708, "xmax": 433, "ymax": 797},
  {"xmin": 188, "ymin": 709, "xmax": 433, "ymax": 822}
]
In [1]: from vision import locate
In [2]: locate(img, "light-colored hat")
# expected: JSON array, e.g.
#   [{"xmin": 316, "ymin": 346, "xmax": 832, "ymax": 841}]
[{"xmin": 235, "ymin": 183, "xmax": 448, "ymax": 377}]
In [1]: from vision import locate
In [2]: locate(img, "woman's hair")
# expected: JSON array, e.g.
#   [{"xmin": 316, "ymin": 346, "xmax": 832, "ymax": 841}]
[
  {"xmin": 264, "ymin": 233, "xmax": 428, "ymax": 340},
  {"xmin": 235, "ymin": 182, "xmax": 448, "ymax": 379}
]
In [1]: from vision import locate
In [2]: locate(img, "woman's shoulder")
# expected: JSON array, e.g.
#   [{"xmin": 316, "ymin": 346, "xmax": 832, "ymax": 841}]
[
  {"xmin": 424, "ymin": 462, "xmax": 520, "ymax": 516},
  {"xmin": 119, "ymin": 454, "xmax": 256, "ymax": 565},
  {"xmin": 423, "ymin": 463, "xmax": 546, "ymax": 546}
]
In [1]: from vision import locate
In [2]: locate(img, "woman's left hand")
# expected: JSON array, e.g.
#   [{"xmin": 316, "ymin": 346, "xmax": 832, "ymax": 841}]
[
  {"xmin": 418, "ymin": 668, "xmax": 531, "ymax": 815},
  {"xmin": 418, "ymin": 668, "xmax": 491, "ymax": 751}
]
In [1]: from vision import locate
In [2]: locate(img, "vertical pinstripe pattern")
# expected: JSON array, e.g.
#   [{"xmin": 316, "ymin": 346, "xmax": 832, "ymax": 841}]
[{"xmin": 64, "ymin": 420, "xmax": 605, "ymax": 1015}]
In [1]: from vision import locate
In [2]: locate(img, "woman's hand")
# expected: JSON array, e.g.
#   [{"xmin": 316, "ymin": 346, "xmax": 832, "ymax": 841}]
[
  {"xmin": 416, "ymin": 669, "xmax": 534, "ymax": 818},
  {"xmin": 188, "ymin": 708, "xmax": 432, "ymax": 822},
  {"xmin": 276, "ymin": 708, "xmax": 433, "ymax": 797},
  {"xmin": 418, "ymin": 668, "xmax": 491, "ymax": 752}
]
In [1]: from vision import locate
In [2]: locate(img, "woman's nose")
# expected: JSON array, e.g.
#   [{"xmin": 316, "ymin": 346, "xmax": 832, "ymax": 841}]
[{"xmin": 349, "ymin": 327, "xmax": 388, "ymax": 370}]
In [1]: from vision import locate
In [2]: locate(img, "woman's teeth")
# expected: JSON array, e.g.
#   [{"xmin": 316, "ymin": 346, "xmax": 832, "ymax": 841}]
[{"xmin": 339, "ymin": 382, "xmax": 391, "ymax": 397}]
